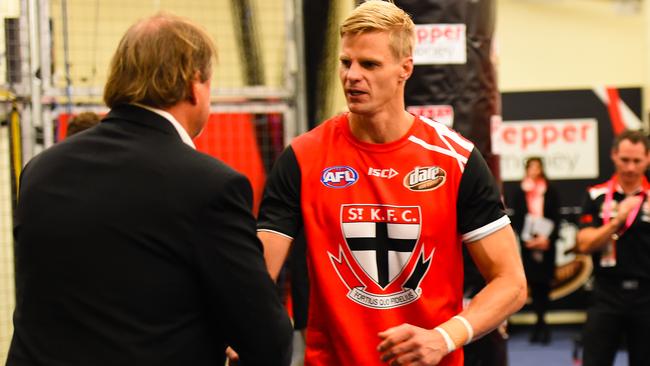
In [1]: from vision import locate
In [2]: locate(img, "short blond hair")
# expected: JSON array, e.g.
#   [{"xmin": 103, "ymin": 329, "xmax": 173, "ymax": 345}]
[
  {"xmin": 340, "ymin": 0, "xmax": 415, "ymax": 59},
  {"xmin": 104, "ymin": 12, "xmax": 217, "ymax": 109}
]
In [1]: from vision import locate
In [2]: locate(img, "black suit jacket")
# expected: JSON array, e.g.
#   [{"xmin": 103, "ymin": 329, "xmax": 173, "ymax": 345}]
[
  {"xmin": 7, "ymin": 105, "xmax": 292, "ymax": 366},
  {"xmin": 508, "ymin": 182, "xmax": 560, "ymax": 284}
]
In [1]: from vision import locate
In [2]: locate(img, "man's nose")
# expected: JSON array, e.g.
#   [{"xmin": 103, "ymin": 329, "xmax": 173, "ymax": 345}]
[
  {"xmin": 624, "ymin": 162, "xmax": 637, "ymax": 171},
  {"xmin": 345, "ymin": 62, "xmax": 363, "ymax": 81}
]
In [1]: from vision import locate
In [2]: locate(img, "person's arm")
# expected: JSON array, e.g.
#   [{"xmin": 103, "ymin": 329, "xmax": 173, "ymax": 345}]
[
  {"xmin": 225, "ymin": 146, "xmax": 301, "ymax": 362},
  {"xmin": 259, "ymin": 231, "xmax": 294, "ymax": 281},
  {"xmin": 377, "ymin": 149, "xmax": 526, "ymax": 365},
  {"xmin": 257, "ymin": 146, "xmax": 303, "ymax": 280},
  {"xmin": 546, "ymin": 184, "xmax": 562, "ymax": 245},
  {"xmin": 462, "ymin": 225, "xmax": 527, "ymax": 338},
  {"xmin": 196, "ymin": 172, "xmax": 292, "ymax": 366},
  {"xmin": 456, "ymin": 149, "xmax": 527, "ymax": 341},
  {"xmin": 576, "ymin": 195, "xmax": 641, "ymax": 254}
]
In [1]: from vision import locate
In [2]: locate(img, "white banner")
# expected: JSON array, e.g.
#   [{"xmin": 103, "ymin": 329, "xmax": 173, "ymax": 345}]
[
  {"xmin": 413, "ymin": 24, "xmax": 466, "ymax": 65},
  {"xmin": 492, "ymin": 119, "xmax": 599, "ymax": 181}
]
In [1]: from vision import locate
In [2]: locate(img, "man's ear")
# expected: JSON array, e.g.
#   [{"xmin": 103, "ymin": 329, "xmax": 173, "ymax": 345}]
[
  {"xmin": 401, "ymin": 56, "xmax": 414, "ymax": 80},
  {"xmin": 187, "ymin": 81, "xmax": 197, "ymax": 105},
  {"xmin": 187, "ymin": 71, "xmax": 202, "ymax": 105}
]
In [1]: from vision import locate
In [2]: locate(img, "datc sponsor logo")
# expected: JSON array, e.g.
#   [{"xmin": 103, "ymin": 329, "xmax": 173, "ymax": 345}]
[
  {"xmin": 403, "ymin": 166, "xmax": 446, "ymax": 191},
  {"xmin": 321, "ymin": 166, "xmax": 359, "ymax": 188}
]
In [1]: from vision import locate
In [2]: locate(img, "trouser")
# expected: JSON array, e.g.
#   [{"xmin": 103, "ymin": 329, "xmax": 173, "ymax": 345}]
[
  {"xmin": 582, "ymin": 277, "xmax": 650, "ymax": 366},
  {"xmin": 530, "ymin": 282, "xmax": 551, "ymax": 325}
]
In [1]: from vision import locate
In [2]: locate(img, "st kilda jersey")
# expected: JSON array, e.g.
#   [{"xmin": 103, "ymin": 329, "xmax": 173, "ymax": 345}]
[
  {"xmin": 258, "ymin": 113, "xmax": 509, "ymax": 366},
  {"xmin": 578, "ymin": 176, "xmax": 650, "ymax": 281}
]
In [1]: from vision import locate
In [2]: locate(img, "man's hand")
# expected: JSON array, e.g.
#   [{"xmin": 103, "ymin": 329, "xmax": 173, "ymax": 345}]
[
  {"xmin": 377, "ymin": 323, "xmax": 447, "ymax": 366},
  {"xmin": 225, "ymin": 347, "xmax": 239, "ymax": 365},
  {"xmin": 615, "ymin": 195, "xmax": 643, "ymax": 224},
  {"xmin": 524, "ymin": 235, "xmax": 550, "ymax": 250},
  {"xmin": 576, "ymin": 195, "xmax": 645, "ymax": 254}
]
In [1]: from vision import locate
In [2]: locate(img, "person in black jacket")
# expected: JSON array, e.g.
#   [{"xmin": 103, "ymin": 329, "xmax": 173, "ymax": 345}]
[
  {"xmin": 576, "ymin": 130, "xmax": 650, "ymax": 366},
  {"xmin": 7, "ymin": 13, "xmax": 292, "ymax": 366},
  {"xmin": 509, "ymin": 156, "xmax": 560, "ymax": 345}
]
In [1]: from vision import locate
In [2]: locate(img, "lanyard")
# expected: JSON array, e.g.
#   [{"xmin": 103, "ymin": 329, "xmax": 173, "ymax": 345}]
[
  {"xmin": 600, "ymin": 178, "xmax": 645, "ymax": 267},
  {"xmin": 603, "ymin": 179, "xmax": 645, "ymax": 237}
]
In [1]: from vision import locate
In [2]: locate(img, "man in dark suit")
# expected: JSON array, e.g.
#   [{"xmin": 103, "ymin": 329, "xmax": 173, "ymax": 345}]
[{"xmin": 7, "ymin": 13, "xmax": 292, "ymax": 366}]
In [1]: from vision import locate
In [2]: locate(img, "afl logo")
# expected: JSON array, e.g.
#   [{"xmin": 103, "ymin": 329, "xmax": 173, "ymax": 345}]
[
  {"xmin": 404, "ymin": 166, "xmax": 446, "ymax": 191},
  {"xmin": 321, "ymin": 166, "xmax": 359, "ymax": 188}
]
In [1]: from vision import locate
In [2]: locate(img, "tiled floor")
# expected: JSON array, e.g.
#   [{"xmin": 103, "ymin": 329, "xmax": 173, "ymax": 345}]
[
  {"xmin": 289, "ymin": 325, "xmax": 630, "ymax": 366},
  {"xmin": 508, "ymin": 325, "xmax": 628, "ymax": 366}
]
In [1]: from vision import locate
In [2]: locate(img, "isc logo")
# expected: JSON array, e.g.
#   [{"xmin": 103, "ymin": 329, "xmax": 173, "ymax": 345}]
[
  {"xmin": 321, "ymin": 166, "xmax": 359, "ymax": 188},
  {"xmin": 368, "ymin": 167, "xmax": 399, "ymax": 179}
]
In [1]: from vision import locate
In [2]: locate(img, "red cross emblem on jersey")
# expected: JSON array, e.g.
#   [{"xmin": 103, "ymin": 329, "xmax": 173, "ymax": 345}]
[{"xmin": 328, "ymin": 204, "xmax": 434, "ymax": 309}]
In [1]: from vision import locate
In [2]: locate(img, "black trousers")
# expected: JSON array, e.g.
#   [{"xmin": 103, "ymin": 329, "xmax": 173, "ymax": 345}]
[
  {"xmin": 582, "ymin": 278, "xmax": 650, "ymax": 366},
  {"xmin": 530, "ymin": 282, "xmax": 551, "ymax": 326}
]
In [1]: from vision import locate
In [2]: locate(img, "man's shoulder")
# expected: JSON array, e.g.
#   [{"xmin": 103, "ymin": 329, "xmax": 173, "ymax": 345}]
[
  {"xmin": 411, "ymin": 115, "xmax": 474, "ymax": 158},
  {"xmin": 142, "ymin": 147, "xmax": 248, "ymax": 204},
  {"xmin": 292, "ymin": 113, "xmax": 346, "ymax": 147},
  {"xmin": 175, "ymin": 147, "xmax": 244, "ymax": 181},
  {"xmin": 586, "ymin": 180, "xmax": 609, "ymax": 200},
  {"xmin": 22, "ymin": 135, "xmax": 80, "ymax": 169}
]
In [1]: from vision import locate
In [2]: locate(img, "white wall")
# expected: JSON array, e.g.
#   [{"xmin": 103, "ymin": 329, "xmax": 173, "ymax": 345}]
[{"xmin": 497, "ymin": 0, "xmax": 647, "ymax": 120}]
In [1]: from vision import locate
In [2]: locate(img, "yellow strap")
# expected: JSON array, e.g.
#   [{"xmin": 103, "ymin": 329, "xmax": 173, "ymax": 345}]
[{"xmin": 10, "ymin": 105, "xmax": 22, "ymax": 198}]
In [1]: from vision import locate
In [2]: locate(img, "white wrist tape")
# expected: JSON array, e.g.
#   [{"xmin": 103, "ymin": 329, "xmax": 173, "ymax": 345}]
[
  {"xmin": 434, "ymin": 326, "xmax": 456, "ymax": 353},
  {"xmin": 453, "ymin": 315, "xmax": 474, "ymax": 344}
]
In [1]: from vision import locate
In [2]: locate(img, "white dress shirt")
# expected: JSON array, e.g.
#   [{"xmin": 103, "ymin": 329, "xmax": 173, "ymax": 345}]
[{"xmin": 132, "ymin": 103, "xmax": 196, "ymax": 149}]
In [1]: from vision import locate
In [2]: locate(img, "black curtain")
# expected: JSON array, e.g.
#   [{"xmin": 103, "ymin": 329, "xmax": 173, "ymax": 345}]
[{"xmin": 397, "ymin": 0, "xmax": 499, "ymax": 176}]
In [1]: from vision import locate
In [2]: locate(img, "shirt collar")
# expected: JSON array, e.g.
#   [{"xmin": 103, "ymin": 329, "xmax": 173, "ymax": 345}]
[
  {"xmin": 132, "ymin": 103, "xmax": 195, "ymax": 149},
  {"xmin": 611, "ymin": 174, "xmax": 650, "ymax": 195}
]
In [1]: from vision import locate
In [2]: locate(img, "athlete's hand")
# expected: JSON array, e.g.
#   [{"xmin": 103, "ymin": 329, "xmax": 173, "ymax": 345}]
[{"xmin": 377, "ymin": 323, "xmax": 447, "ymax": 366}]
